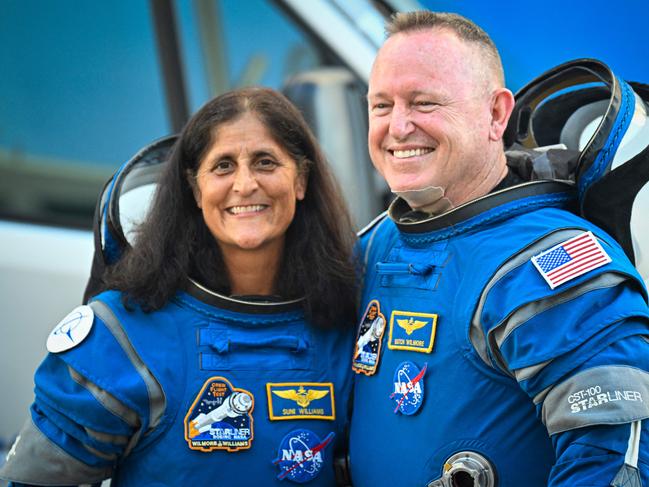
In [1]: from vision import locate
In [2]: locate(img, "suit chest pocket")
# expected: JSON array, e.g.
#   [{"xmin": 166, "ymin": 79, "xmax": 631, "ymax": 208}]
[
  {"xmin": 198, "ymin": 321, "xmax": 313, "ymax": 371},
  {"xmin": 374, "ymin": 243, "xmax": 450, "ymax": 292}
]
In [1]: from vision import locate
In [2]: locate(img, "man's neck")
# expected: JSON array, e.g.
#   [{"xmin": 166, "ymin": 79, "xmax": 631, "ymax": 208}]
[{"xmin": 447, "ymin": 154, "xmax": 509, "ymax": 208}]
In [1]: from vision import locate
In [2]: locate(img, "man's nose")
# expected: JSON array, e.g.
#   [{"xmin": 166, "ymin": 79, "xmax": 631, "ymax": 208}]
[
  {"xmin": 232, "ymin": 166, "xmax": 259, "ymax": 194},
  {"xmin": 389, "ymin": 105, "xmax": 416, "ymax": 140}
]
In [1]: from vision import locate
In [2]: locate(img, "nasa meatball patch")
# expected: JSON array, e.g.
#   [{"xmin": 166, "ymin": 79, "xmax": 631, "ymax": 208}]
[
  {"xmin": 352, "ymin": 299, "xmax": 387, "ymax": 376},
  {"xmin": 391, "ymin": 361, "xmax": 427, "ymax": 415},
  {"xmin": 273, "ymin": 429, "xmax": 335, "ymax": 483},
  {"xmin": 184, "ymin": 376, "xmax": 254, "ymax": 452}
]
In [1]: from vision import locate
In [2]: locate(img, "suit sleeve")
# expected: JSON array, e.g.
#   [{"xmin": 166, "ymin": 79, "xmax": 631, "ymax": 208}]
[
  {"xmin": 0, "ymin": 299, "xmax": 164, "ymax": 486},
  {"xmin": 476, "ymin": 229, "xmax": 649, "ymax": 486}
]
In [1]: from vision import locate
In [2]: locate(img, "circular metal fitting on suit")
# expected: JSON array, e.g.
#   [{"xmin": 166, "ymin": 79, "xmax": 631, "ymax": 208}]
[{"xmin": 427, "ymin": 451, "xmax": 496, "ymax": 487}]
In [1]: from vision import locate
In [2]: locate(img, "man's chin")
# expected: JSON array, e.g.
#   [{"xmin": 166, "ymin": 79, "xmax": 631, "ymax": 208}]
[
  {"xmin": 392, "ymin": 185, "xmax": 454, "ymax": 214},
  {"xmin": 386, "ymin": 173, "xmax": 435, "ymax": 194}
]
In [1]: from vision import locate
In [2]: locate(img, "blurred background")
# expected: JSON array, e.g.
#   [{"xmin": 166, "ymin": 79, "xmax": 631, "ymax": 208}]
[
  {"xmin": 1, "ymin": 0, "xmax": 647, "ymax": 471},
  {"xmin": 2, "ymin": 0, "xmax": 647, "ymax": 230}
]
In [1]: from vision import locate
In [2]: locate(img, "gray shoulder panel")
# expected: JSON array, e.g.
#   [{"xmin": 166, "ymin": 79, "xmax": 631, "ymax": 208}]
[
  {"xmin": 492, "ymin": 272, "xmax": 626, "ymax": 353},
  {"xmin": 540, "ymin": 366, "xmax": 649, "ymax": 435},
  {"xmin": 0, "ymin": 418, "xmax": 112, "ymax": 485},
  {"xmin": 470, "ymin": 228, "xmax": 585, "ymax": 372},
  {"xmin": 493, "ymin": 272, "xmax": 626, "ymax": 377}
]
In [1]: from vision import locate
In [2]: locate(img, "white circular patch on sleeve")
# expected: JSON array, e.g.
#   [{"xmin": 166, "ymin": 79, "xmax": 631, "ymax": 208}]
[{"xmin": 46, "ymin": 305, "xmax": 95, "ymax": 353}]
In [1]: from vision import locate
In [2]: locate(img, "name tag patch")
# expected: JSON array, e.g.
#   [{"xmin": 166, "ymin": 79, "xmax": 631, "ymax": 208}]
[
  {"xmin": 387, "ymin": 310, "xmax": 437, "ymax": 353},
  {"xmin": 267, "ymin": 382, "xmax": 335, "ymax": 420},
  {"xmin": 184, "ymin": 376, "xmax": 254, "ymax": 452},
  {"xmin": 352, "ymin": 299, "xmax": 387, "ymax": 375},
  {"xmin": 273, "ymin": 429, "xmax": 335, "ymax": 483}
]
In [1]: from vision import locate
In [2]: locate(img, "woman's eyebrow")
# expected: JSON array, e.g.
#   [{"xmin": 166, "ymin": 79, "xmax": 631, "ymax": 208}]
[{"xmin": 251, "ymin": 148, "xmax": 280, "ymax": 159}]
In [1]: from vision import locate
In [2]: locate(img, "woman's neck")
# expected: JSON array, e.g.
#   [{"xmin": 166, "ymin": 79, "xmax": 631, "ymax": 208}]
[{"xmin": 221, "ymin": 244, "xmax": 282, "ymax": 296}]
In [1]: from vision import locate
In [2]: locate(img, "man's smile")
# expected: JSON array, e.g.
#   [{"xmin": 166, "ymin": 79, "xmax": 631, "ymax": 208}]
[{"xmin": 390, "ymin": 148, "xmax": 435, "ymax": 159}]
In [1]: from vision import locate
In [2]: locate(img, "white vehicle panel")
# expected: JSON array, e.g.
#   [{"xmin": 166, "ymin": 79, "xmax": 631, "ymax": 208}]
[{"xmin": 0, "ymin": 221, "xmax": 93, "ymax": 439}]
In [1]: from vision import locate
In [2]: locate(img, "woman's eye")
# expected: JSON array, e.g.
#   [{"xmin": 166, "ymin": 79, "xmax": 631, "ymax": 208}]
[
  {"xmin": 256, "ymin": 158, "xmax": 278, "ymax": 170},
  {"xmin": 214, "ymin": 160, "xmax": 233, "ymax": 173}
]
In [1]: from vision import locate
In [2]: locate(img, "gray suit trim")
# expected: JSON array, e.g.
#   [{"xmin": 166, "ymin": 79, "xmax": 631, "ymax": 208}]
[
  {"xmin": 363, "ymin": 212, "xmax": 389, "ymax": 270},
  {"xmin": 492, "ymin": 272, "xmax": 626, "ymax": 353},
  {"xmin": 514, "ymin": 358, "xmax": 553, "ymax": 383},
  {"xmin": 611, "ymin": 421, "xmax": 642, "ymax": 487},
  {"xmin": 540, "ymin": 366, "xmax": 649, "ymax": 435},
  {"xmin": 84, "ymin": 443, "xmax": 118, "ymax": 462},
  {"xmin": 610, "ymin": 421, "xmax": 643, "ymax": 486},
  {"xmin": 68, "ymin": 365, "xmax": 139, "ymax": 429},
  {"xmin": 84, "ymin": 426, "xmax": 129, "ymax": 446},
  {"xmin": 88, "ymin": 300, "xmax": 166, "ymax": 435},
  {"xmin": 534, "ymin": 383, "xmax": 554, "ymax": 406},
  {"xmin": 0, "ymin": 418, "xmax": 112, "ymax": 485},
  {"xmin": 610, "ymin": 464, "xmax": 642, "ymax": 487},
  {"xmin": 624, "ymin": 421, "xmax": 641, "ymax": 468},
  {"xmin": 495, "ymin": 272, "xmax": 626, "ymax": 378},
  {"xmin": 470, "ymin": 228, "xmax": 585, "ymax": 373}
]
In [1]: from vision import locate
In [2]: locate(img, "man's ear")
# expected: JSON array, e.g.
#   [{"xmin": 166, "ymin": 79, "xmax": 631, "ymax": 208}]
[
  {"xmin": 489, "ymin": 87, "xmax": 515, "ymax": 142},
  {"xmin": 187, "ymin": 170, "xmax": 202, "ymax": 208}
]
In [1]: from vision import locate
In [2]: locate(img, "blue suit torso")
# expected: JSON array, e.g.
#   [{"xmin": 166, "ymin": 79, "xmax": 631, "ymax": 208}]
[
  {"xmin": 2, "ymin": 281, "xmax": 354, "ymax": 486},
  {"xmin": 110, "ymin": 289, "xmax": 352, "ymax": 485},
  {"xmin": 349, "ymin": 182, "xmax": 649, "ymax": 486}
]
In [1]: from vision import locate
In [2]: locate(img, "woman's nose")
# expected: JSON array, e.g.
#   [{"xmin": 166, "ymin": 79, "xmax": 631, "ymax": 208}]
[{"xmin": 232, "ymin": 166, "xmax": 259, "ymax": 194}]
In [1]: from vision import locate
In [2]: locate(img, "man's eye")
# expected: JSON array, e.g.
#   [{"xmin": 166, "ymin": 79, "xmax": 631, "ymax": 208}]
[{"xmin": 372, "ymin": 103, "xmax": 391, "ymax": 113}]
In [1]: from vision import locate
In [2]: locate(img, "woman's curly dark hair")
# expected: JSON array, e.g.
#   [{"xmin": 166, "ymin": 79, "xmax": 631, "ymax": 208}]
[{"xmin": 104, "ymin": 87, "xmax": 358, "ymax": 329}]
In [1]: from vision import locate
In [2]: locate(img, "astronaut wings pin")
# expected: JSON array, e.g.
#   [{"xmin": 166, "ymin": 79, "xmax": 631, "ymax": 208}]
[
  {"xmin": 352, "ymin": 300, "xmax": 387, "ymax": 375},
  {"xmin": 267, "ymin": 382, "xmax": 336, "ymax": 420}
]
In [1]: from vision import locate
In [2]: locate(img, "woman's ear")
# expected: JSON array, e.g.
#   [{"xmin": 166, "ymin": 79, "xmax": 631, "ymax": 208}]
[
  {"xmin": 186, "ymin": 170, "xmax": 202, "ymax": 208},
  {"xmin": 296, "ymin": 169, "xmax": 308, "ymax": 201}
]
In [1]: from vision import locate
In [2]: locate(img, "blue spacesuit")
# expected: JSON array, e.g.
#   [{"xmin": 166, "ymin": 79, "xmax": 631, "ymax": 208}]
[
  {"xmin": 349, "ymin": 179, "xmax": 649, "ymax": 486},
  {"xmin": 0, "ymin": 280, "xmax": 353, "ymax": 486}
]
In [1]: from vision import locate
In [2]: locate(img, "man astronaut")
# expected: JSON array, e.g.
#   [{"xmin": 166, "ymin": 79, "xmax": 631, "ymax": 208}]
[{"xmin": 348, "ymin": 10, "xmax": 649, "ymax": 487}]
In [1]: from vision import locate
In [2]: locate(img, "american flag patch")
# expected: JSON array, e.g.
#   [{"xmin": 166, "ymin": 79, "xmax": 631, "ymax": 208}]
[{"xmin": 531, "ymin": 231, "xmax": 611, "ymax": 289}]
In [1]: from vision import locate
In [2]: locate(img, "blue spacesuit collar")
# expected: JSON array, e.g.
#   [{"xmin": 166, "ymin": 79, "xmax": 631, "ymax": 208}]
[
  {"xmin": 184, "ymin": 278, "xmax": 304, "ymax": 314},
  {"xmin": 388, "ymin": 180, "xmax": 575, "ymax": 236}
]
